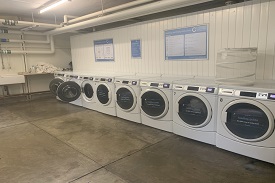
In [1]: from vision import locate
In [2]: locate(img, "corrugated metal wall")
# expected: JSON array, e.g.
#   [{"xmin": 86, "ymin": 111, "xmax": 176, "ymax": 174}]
[{"xmin": 71, "ymin": 0, "xmax": 275, "ymax": 80}]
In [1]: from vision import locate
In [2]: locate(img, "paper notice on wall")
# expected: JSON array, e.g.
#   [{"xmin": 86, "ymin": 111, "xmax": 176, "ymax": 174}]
[
  {"xmin": 94, "ymin": 39, "xmax": 114, "ymax": 61},
  {"xmin": 165, "ymin": 25, "xmax": 208, "ymax": 60}
]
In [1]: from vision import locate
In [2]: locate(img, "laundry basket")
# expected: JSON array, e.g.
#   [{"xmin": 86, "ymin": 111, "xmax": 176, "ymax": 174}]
[{"xmin": 215, "ymin": 48, "xmax": 257, "ymax": 86}]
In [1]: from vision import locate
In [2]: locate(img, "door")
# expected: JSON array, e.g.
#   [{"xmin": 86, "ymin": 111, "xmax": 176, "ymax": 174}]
[
  {"xmin": 140, "ymin": 88, "xmax": 168, "ymax": 119},
  {"xmin": 57, "ymin": 81, "xmax": 81, "ymax": 102},
  {"xmin": 176, "ymin": 93, "xmax": 212, "ymax": 128},
  {"xmin": 221, "ymin": 99, "xmax": 274, "ymax": 142},
  {"xmin": 49, "ymin": 78, "xmax": 64, "ymax": 95},
  {"xmin": 116, "ymin": 86, "xmax": 136, "ymax": 112},
  {"xmin": 96, "ymin": 83, "xmax": 111, "ymax": 106},
  {"xmin": 82, "ymin": 81, "xmax": 94, "ymax": 102}
]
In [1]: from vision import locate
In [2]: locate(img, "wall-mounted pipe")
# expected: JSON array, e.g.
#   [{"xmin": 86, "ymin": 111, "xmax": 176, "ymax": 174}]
[
  {"xmin": 0, "ymin": 36, "xmax": 55, "ymax": 54},
  {"xmin": 66, "ymin": 0, "xmax": 156, "ymax": 25},
  {"xmin": 63, "ymin": 15, "xmax": 79, "ymax": 24},
  {"xmin": 0, "ymin": 29, "xmax": 46, "ymax": 35},
  {"xmin": 47, "ymin": 0, "xmax": 212, "ymax": 35},
  {"xmin": 0, "ymin": 19, "xmax": 61, "ymax": 29},
  {"xmin": 0, "ymin": 35, "xmax": 50, "ymax": 44}
]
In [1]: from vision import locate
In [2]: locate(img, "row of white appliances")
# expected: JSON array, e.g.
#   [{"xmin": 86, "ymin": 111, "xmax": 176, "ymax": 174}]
[{"xmin": 49, "ymin": 72, "xmax": 275, "ymax": 164}]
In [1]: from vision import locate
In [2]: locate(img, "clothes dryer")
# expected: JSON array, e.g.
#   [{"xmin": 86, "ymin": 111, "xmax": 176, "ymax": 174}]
[
  {"xmin": 140, "ymin": 76, "xmax": 193, "ymax": 132},
  {"xmin": 173, "ymin": 78, "xmax": 219, "ymax": 145},
  {"xmin": 56, "ymin": 73, "xmax": 82, "ymax": 106},
  {"xmin": 49, "ymin": 71, "xmax": 72, "ymax": 101},
  {"xmin": 216, "ymin": 82, "xmax": 275, "ymax": 164},
  {"xmin": 115, "ymin": 74, "xmax": 160, "ymax": 123}
]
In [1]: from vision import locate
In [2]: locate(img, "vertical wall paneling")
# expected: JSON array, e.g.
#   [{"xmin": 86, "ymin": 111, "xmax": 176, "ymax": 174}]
[
  {"xmin": 242, "ymin": 1, "xmax": 252, "ymax": 47},
  {"xmin": 265, "ymin": 0, "xmax": 275, "ymax": 79},
  {"xmin": 256, "ymin": 0, "xmax": 269, "ymax": 79},
  {"xmin": 71, "ymin": 0, "xmax": 275, "ymax": 80}
]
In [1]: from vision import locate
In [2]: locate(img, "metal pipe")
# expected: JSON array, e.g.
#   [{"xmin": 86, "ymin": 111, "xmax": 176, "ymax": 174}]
[
  {"xmin": 0, "ymin": 29, "xmax": 46, "ymax": 35},
  {"xmin": 67, "ymin": 0, "xmax": 155, "ymax": 24},
  {"xmin": 0, "ymin": 19, "xmax": 61, "ymax": 28},
  {"xmin": 48, "ymin": 0, "xmax": 212, "ymax": 35},
  {"xmin": 0, "ymin": 35, "xmax": 50, "ymax": 44},
  {"xmin": 0, "ymin": 36, "xmax": 55, "ymax": 54},
  {"xmin": 63, "ymin": 15, "xmax": 79, "ymax": 24}
]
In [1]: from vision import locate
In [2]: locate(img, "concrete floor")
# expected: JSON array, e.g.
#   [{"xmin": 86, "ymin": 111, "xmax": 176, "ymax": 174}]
[{"xmin": 0, "ymin": 96, "xmax": 275, "ymax": 183}]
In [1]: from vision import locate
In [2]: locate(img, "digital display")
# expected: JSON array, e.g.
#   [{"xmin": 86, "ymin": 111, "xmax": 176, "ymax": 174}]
[
  {"xmin": 122, "ymin": 81, "xmax": 129, "ymax": 84},
  {"xmin": 57, "ymin": 74, "xmax": 64, "ymax": 76},
  {"xmin": 71, "ymin": 75, "xmax": 78, "ymax": 79},
  {"xmin": 187, "ymin": 86, "xmax": 199, "ymax": 91},
  {"xmin": 163, "ymin": 84, "xmax": 170, "ymax": 88},
  {"xmin": 240, "ymin": 91, "xmax": 257, "ymax": 98},
  {"xmin": 206, "ymin": 87, "xmax": 215, "ymax": 93},
  {"xmin": 268, "ymin": 93, "xmax": 275, "ymax": 100},
  {"xmin": 84, "ymin": 77, "xmax": 88, "ymax": 79},
  {"xmin": 132, "ymin": 81, "xmax": 137, "ymax": 85},
  {"xmin": 150, "ymin": 83, "xmax": 159, "ymax": 87},
  {"xmin": 100, "ymin": 78, "xmax": 106, "ymax": 81}
]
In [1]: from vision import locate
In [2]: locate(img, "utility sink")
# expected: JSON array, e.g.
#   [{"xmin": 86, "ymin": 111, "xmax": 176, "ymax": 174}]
[{"xmin": 0, "ymin": 74, "xmax": 25, "ymax": 85}]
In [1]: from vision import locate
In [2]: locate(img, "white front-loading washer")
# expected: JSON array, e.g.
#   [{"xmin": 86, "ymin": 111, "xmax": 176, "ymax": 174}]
[
  {"xmin": 115, "ymin": 74, "xmax": 160, "ymax": 123},
  {"xmin": 94, "ymin": 74, "xmax": 129, "ymax": 116},
  {"xmin": 49, "ymin": 71, "xmax": 72, "ymax": 101},
  {"xmin": 80, "ymin": 75, "xmax": 97, "ymax": 110},
  {"xmin": 173, "ymin": 77, "xmax": 219, "ymax": 145},
  {"xmin": 216, "ymin": 82, "xmax": 275, "ymax": 164},
  {"xmin": 140, "ymin": 76, "xmax": 193, "ymax": 132},
  {"xmin": 56, "ymin": 73, "xmax": 82, "ymax": 106}
]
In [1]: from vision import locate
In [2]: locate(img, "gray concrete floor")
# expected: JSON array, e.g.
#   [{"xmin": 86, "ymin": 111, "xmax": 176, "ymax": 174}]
[{"xmin": 0, "ymin": 96, "xmax": 275, "ymax": 183}]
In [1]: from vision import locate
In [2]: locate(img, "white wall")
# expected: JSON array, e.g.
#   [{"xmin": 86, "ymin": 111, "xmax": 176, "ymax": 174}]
[
  {"xmin": 0, "ymin": 34, "xmax": 71, "ymax": 96},
  {"xmin": 71, "ymin": 0, "xmax": 275, "ymax": 80}
]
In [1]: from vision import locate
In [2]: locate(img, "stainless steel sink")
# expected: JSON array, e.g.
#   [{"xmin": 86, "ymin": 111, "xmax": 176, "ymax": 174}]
[{"xmin": 0, "ymin": 74, "xmax": 25, "ymax": 85}]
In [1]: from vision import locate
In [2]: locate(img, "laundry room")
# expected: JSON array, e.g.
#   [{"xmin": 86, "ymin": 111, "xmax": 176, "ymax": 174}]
[{"xmin": 1, "ymin": 0, "xmax": 275, "ymax": 183}]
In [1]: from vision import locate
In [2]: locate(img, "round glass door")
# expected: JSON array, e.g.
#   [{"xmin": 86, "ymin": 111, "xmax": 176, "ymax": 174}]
[
  {"xmin": 222, "ymin": 99, "xmax": 274, "ymax": 142},
  {"xmin": 49, "ymin": 78, "xmax": 64, "ymax": 95},
  {"xmin": 116, "ymin": 86, "xmax": 136, "ymax": 112},
  {"xmin": 140, "ymin": 89, "xmax": 168, "ymax": 119},
  {"xmin": 57, "ymin": 81, "xmax": 81, "ymax": 102},
  {"xmin": 97, "ymin": 84, "xmax": 111, "ymax": 105},
  {"xmin": 177, "ymin": 93, "xmax": 211, "ymax": 128},
  {"xmin": 83, "ymin": 82, "xmax": 94, "ymax": 101}
]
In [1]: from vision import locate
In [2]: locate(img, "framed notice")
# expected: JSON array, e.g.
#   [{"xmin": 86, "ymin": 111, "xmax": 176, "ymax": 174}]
[
  {"xmin": 94, "ymin": 39, "xmax": 114, "ymax": 62},
  {"xmin": 165, "ymin": 25, "xmax": 208, "ymax": 60},
  {"xmin": 131, "ymin": 39, "xmax": 142, "ymax": 58}
]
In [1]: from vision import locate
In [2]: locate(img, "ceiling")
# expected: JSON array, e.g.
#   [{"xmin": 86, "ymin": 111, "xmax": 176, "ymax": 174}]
[{"xmin": 0, "ymin": 0, "xmax": 136, "ymax": 23}]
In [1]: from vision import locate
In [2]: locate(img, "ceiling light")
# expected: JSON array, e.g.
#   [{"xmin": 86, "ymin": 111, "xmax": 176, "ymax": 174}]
[{"xmin": 39, "ymin": 0, "xmax": 70, "ymax": 14}]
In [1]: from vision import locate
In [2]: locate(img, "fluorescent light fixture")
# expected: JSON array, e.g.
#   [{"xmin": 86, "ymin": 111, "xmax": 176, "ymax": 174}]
[{"xmin": 39, "ymin": 0, "xmax": 70, "ymax": 14}]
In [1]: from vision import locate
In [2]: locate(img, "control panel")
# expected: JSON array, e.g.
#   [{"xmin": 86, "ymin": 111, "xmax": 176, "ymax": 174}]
[
  {"xmin": 140, "ymin": 82, "xmax": 171, "ymax": 89},
  {"xmin": 79, "ymin": 76, "xmax": 93, "ymax": 80},
  {"xmin": 115, "ymin": 80, "xmax": 138, "ymax": 86},
  {"xmin": 94, "ymin": 77, "xmax": 113, "ymax": 82},
  {"xmin": 173, "ymin": 84, "xmax": 218, "ymax": 94},
  {"xmin": 68, "ymin": 75, "xmax": 78, "ymax": 79},
  {"xmin": 55, "ymin": 73, "xmax": 65, "ymax": 77},
  {"xmin": 219, "ymin": 88, "xmax": 275, "ymax": 101}
]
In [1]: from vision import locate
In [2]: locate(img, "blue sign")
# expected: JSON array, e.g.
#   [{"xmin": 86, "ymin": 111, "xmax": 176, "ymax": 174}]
[
  {"xmin": 165, "ymin": 25, "xmax": 208, "ymax": 60},
  {"xmin": 131, "ymin": 39, "xmax": 142, "ymax": 58},
  {"xmin": 94, "ymin": 39, "xmax": 114, "ymax": 62}
]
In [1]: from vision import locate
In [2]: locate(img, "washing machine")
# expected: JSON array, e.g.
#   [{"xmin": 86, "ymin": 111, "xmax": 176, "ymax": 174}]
[
  {"xmin": 94, "ymin": 74, "xmax": 130, "ymax": 116},
  {"xmin": 80, "ymin": 75, "xmax": 96, "ymax": 110},
  {"xmin": 216, "ymin": 82, "xmax": 275, "ymax": 164},
  {"xmin": 55, "ymin": 73, "xmax": 82, "ymax": 106},
  {"xmin": 140, "ymin": 76, "xmax": 193, "ymax": 132},
  {"xmin": 49, "ymin": 71, "xmax": 72, "ymax": 101},
  {"xmin": 173, "ymin": 77, "xmax": 219, "ymax": 145},
  {"xmin": 115, "ymin": 74, "xmax": 161, "ymax": 123}
]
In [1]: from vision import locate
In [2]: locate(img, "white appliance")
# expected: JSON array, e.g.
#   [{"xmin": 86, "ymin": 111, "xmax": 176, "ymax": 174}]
[
  {"xmin": 216, "ymin": 82, "xmax": 275, "ymax": 164},
  {"xmin": 173, "ymin": 78, "xmax": 219, "ymax": 145},
  {"xmin": 94, "ymin": 74, "xmax": 130, "ymax": 116},
  {"xmin": 115, "ymin": 74, "xmax": 160, "ymax": 123},
  {"xmin": 49, "ymin": 71, "xmax": 72, "ymax": 100},
  {"xmin": 80, "ymin": 75, "xmax": 97, "ymax": 110},
  {"xmin": 140, "ymin": 76, "xmax": 193, "ymax": 132},
  {"xmin": 55, "ymin": 72, "xmax": 82, "ymax": 106}
]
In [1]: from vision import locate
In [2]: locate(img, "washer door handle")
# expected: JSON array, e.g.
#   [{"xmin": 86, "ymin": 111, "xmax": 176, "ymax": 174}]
[
  {"xmin": 221, "ymin": 111, "xmax": 228, "ymax": 123},
  {"xmin": 176, "ymin": 103, "xmax": 179, "ymax": 113}
]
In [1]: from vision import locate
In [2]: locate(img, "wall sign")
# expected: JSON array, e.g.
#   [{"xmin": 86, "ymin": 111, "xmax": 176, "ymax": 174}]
[
  {"xmin": 131, "ymin": 39, "xmax": 142, "ymax": 58},
  {"xmin": 94, "ymin": 39, "xmax": 114, "ymax": 62},
  {"xmin": 165, "ymin": 25, "xmax": 208, "ymax": 60}
]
